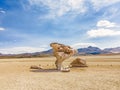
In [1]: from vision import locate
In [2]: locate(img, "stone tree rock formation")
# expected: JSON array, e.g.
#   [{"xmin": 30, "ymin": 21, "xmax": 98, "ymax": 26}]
[
  {"xmin": 70, "ymin": 58, "xmax": 87, "ymax": 67},
  {"xmin": 50, "ymin": 43, "xmax": 77, "ymax": 70}
]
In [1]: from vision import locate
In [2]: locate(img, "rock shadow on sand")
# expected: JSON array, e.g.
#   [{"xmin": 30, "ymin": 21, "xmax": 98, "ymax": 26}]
[{"xmin": 30, "ymin": 68, "xmax": 59, "ymax": 72}]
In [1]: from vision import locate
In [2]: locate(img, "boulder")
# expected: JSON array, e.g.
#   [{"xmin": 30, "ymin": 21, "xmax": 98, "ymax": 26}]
[{"xmin": 70, "ymin": 58, "xmax": 87, "ymax": 67}]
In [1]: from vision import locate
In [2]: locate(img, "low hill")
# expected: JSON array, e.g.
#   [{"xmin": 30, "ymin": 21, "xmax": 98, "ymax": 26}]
[{"xmin": 103, "ymin": 47, "xmax": 120, "ymax": 53}]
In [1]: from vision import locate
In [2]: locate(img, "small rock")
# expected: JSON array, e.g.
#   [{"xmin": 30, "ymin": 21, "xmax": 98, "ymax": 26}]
[{"xmin": 30, "ymin": 65, "xmax": 43, "ymax": 69}]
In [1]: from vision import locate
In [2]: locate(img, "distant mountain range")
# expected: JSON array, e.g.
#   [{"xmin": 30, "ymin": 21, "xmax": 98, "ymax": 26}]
[
  {"xmin": 0, "ymin": 46, "xmax": 120, "ymax": 58},
  {"xmin": 103, "ymin": 47, "xmax": 120, "ymax": 53},
  {"xmin": 77, "ymin": 46, "xmax": 120, "ymax": 54},
  {"xmin": 40, "ymin": 46, "xmax": 120, "ymax": 55}
]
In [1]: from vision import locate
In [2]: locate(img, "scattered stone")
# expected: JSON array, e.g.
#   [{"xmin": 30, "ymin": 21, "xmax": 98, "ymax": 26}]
[{"xmin": 30, "ymin": 65, "xmax": 43, "ymax": 69}]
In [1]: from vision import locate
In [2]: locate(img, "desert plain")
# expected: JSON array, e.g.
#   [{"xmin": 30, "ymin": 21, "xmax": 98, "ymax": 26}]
[{"xmin": 0, "ymin": 55, "xmax": 120, "ymax": 90}]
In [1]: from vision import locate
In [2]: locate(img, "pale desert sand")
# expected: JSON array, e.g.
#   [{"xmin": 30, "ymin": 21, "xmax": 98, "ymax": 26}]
[{"xmin": 0, "ymin": 55, "xmax": 120, "ymax": 90}]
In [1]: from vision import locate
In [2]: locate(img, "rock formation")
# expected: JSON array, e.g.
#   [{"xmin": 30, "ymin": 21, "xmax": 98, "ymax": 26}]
[
  {"xmin": 50, "ymin": 42, "xmax": 77, "ymax": 70},
  {"xmin": 70, "ymin": 58, "xmax": 87, "ymax": 67}
]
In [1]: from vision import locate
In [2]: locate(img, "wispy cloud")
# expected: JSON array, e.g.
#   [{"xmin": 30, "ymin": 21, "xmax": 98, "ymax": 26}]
[
  {"xmin": 28, "ymin": 0, "xmax": 87, "ymax": 19},
  {"xmin": 0, "ymin": 27, "xmax": 5, "ymax": 31},
  {"xmin": 0, "ymin": 10, "xmax": 6, "ymax": 14},
  {"xmin": 87, "ymin": 28, "xmax": 120, "ymax": 38},
  {"xmin": 26, "ymin": 0, "xmax": 120, "ymax": 20},
  {"xmin": 0, "ymin": 46, "xmax": 47, "ymax": 54},
  {"xmin": 0, "ymin": 8, "xmax": 6, "ymax": 14},
  {"xmin": 71, "ymin": 43, "xmax": 97, "ymax": 49},
  {"xmin": 91, "ymin": 0, "xmax": 120, "ymax": 10}
]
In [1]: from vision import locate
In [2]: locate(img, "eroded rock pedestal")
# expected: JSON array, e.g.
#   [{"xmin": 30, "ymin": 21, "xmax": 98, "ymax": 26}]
[{"xmin": 50, "ymin": 43, "xmax": 77, "ymax": 70}]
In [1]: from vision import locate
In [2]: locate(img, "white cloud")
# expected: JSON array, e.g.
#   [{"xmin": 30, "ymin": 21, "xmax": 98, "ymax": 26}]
[
  {"xmin": 0, "ymin": 47, "xmax": 47, "ymax": 54},
  {"xmin": 28, "ymin": 0, "xmax": 87, "ymax": 18},
  {"xmin": 91, "ymin": 0, "xmax": 120, "ymax": 10},
  {"xmin": 0, "ymin": 10, "xmax": 6, "ymax": 14},
  {"xmin": 0, "ymin": 8, "xmax": 6, "ymax": 14},
  {"xmin": 87, "ymin": 28, "xmax": 120, "ymax": 38},
  {"xmin": 97, "ymin": 20, "xmax": 116, "ymax": 28},
  {"xmin": 71, "ymin": 43, "xmax": 97, "ymax": 49},
  {"xmin": 0, "ymin": 27, "xmax": 5, "ymax": 31}
]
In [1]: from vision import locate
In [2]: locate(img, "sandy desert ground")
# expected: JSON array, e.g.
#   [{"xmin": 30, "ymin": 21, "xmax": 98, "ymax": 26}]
[{"xmin": 0, "ymin": 55, "xmax": 120, "ymax": 90}]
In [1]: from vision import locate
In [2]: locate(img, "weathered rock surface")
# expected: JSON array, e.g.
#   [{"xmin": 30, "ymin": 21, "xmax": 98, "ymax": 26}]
[{"xmin": 70, "ymin": 58, "xmax": 87, "ymax": 67}]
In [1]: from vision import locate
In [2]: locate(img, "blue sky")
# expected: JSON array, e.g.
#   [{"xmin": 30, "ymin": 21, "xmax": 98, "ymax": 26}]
[{"xmin": 0, "ymin": 0, "xmax": 120, "ymax": 54}]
